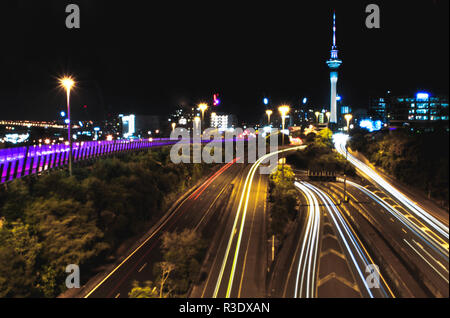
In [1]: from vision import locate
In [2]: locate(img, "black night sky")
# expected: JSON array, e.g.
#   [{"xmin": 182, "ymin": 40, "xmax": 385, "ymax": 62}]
[{"xmin": 0, "ymin": 0, "xmax": 448, "ymax": 123}]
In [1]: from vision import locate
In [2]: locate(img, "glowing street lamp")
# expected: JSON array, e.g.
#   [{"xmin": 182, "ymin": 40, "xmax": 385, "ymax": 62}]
[
  {"xmin": 344, "ymin": 113, "xmax": 353, "ymax": 131},
  {"xmin": 171, "ymin": 122, "xmax": 176, "ymax": 131},
  {"xmin": 198, "ymin": 103, "xmax": 208, "ymax": 122},
  {"xmin": 278, "ymin": 105, "xmax": 290, "ymax": 177},
  {"xmin": 315, "ymin": 111, "xmax": 320, "ymax": 123},
  {"xmin": 278, "ymin": 105, "xmax": 290, "ymax": 144},
  {"xmin": 194, "ymin": 116, "xmax": 201, "ymax": 133},
  {"xmin": 342, "ymin": 113, "xmax": 353, "ymax": 203},
  {"xmin": 266, "ymin": 110, "xmax": 273, "ymax": 125},
  {"xmin": 59, "ymin": 76, "xmax": 75, "ymax": 176}
]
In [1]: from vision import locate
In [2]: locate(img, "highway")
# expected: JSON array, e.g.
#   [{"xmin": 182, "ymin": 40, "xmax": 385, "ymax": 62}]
[
  {"xmin": 82, "ymin": 158, "xmax": 244, "ymax": 298},
  {"xmin": 320, "ymin": 180, "xmax": 448, "ymax": 297},
  {"xmin": 269, "ymin": 178, "xmax": 394, "ymax": 298},
  {"xmin": 191, "ymin": 146, "xmax": 305, "ymax": 298},
  {"xmin": 334, "ymin": 133, "xmax": 449, "ymax": 242},
  {"xmin": 333, "ymin": 133, "xmax": 448, "ymax": 297}
]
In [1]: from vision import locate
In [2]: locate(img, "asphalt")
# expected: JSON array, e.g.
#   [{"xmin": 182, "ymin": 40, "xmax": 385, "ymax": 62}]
[{"xmin": 83, "ymin": 161, "xmax": 246, "ymax": 298}]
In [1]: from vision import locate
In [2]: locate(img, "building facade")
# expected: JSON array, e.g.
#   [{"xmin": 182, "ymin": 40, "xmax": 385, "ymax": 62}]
[{"xmin": 369, "ymin": 92, "xmax": 449, "ymax": 130}]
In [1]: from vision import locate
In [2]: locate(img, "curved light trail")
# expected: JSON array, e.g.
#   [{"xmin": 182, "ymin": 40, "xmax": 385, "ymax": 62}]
[
  {"xmin": 213, "ymin": 145, "xmax": 306, "ymax": 298},
  {"xmin": 301, "ymin": 181, "xmax": 394, "ymax": 298},
  {"xmin": 343, "ymin": 179, "xmax": 449, "ymax": 284},
  {"xmin": 293, "ymin": 182, "xmax": 321, "ymax": 298},
  {"xmin": 333, "ymin": 133, "xmax": 448, "ymax": 241}
]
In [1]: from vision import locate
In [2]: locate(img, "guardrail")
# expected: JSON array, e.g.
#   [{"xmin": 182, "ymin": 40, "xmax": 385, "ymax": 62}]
[{"xmin": 0, "ymin": 138, "xmax": 176, "ymax": 184}]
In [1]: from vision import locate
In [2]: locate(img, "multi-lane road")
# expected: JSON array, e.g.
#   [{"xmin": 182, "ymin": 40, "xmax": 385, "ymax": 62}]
[
  {"xmin": 77, "ymin": 136, "xmax": 448, "ymax": 298},
  {"xmin": 82, "ymin": 158, "xmax": 244, "ymax": 298}
]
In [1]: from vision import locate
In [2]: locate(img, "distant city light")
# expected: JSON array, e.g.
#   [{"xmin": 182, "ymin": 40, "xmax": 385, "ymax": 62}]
[
  {"xmin": 60, "ymin": 111, "xmax": 66, "ymax": 117},
  {"xmin": 4, "ymin": 133, "xmax": 29, "ymax": 144},
  {"xmin": 359, "ymin": 119, "xmax": 383, "ymax": 132},
  {"xmin": 121, "ymin": 114, "xmax": 136, "ymax": 139},
  {"xmin": 416, "ymin": 92, "xmax": 430, "ymax": 101},
  {"xmin": 64, "ymin": 119, "xmax": 70, "ymax": 124},
  {"xmin": 213, "ymin": 94, "xmax": 221, "ymax": 106},
  {"xmin": 263, "ymin": 98, "xmax": 269, "ymax": 105},
  {"xmin": 336, "ymin": 95, "xmax": 342, "ymax": 101},
  {"xmin": 303, "ymin": 97, "xmax": 307, "ymax": 104}
]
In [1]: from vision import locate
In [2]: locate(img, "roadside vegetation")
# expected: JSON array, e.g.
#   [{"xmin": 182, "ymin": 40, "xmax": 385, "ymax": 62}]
[
  {"xmin": 349, "ymin": 128, "xmax": 449, "ymax": 208},
  {"xmin": 0, "ymin": 148, "xmax": 210, "ymax": 297},
  {"xmin": 129, "ymin": 228, "xmax": 205, "ymax": 298},
  {"xmin": 287, "ymin": 128, "xmax": 356, "ymax": 176},
  {"xmin": 268, "ymin": 164, "xmax": 298, "ymax": 241}
]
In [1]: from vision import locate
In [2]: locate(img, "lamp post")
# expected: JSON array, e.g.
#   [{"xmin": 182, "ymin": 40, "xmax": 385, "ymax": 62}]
[
  {"xmin": 315, "ymin": 111, "xmax": 320, "ymax": 124},
  {"xmin": 194, "ymin": 116, "xmax": 201, "ymax": 134},
  {"xmin": 344, "ymin": 113, "xmax": 353, "ymax": 132},
  {"xmin": 171, "ymin": 122, "xmax": 176, "ymax": 132},
  {"xmin": 266, "ymin": 110, "xmax": 273, "ymax": 125},
  {"xmin": 59, "ymin": 76, "xmax": 75, "ymax": 176},
  {"xmin": 198, "ymin": 103, "xmax": 208, "ymax": 123},
  {"xmin": 198, "ymin": 103, "xmax": 208, "ymax": 137},
  {"xmin": 342, "ymin": 114, "xmax": 353, "ymax": 203},
  {"xmin": 278, "ymin": 105, "xmax": 290, "ymax": 179}
]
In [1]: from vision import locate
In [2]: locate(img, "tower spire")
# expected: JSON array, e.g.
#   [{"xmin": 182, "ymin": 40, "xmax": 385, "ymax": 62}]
[
  {"xmin": 332, "ymin": 11, "xmax": 336, "ymax": 48},
  {"xmin": 326, "ymin": 11, "xmax": 342, "ymax": 125}
]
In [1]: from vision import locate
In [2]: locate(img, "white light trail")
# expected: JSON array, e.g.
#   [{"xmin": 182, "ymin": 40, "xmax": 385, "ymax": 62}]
[{"xmin": 333, "ymin": 133, "xmax": 448, "ymax": 240}]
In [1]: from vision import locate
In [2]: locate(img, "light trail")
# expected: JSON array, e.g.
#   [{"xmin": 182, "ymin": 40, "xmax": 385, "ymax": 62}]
[
  {"xmin": 84, "ymin": 160, "xmax": 237, "ymax": 298},
  {"xmin": 293, "ymin": 182, "xmax": 321, "ymax": 298},
  {"xmin": 301, "ymin": 181, "xmax": 394, "ymax": 298},
  {"xmin": 213, "ymin": 145, "xmax": 306, "ymax": 298},
  {"xmin": 333, "ymin": 133, "xmax": 448, "ymax": 241},
  {"xmin": 345, "ymin": 179, "xmax": 449, "ymax": 258},
  {"xmin": 342, "ymin": 179, "xmax": 449, "ymax": 285}
]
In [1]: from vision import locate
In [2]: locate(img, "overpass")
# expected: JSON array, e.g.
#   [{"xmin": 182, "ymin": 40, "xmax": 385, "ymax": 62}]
[{"xmin": 0, "ymin": 138, "xmax": 177, "ymax": 184}]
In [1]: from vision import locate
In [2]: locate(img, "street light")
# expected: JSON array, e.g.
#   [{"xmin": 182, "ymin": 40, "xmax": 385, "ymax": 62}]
[
  {"xmin": 198, "ymin": 103, "xmax": 208, "ymax": 122},
  {"xmin": 278, "ymin": 105, "xmax": 290, "ymax": 178},
  {"xmin": 326, "ymin": 111, "xmax": 331, "ymax": 128},
  {"xmin": 278, "ymin": 105, "xmax": 290, "ymax": 147},
  {"xmin": 194, "ymin": 116, "xmax": 201, "ymax": 133},
  {"xmin": 59, "ymin": 76, "xmax": 75, "ymax": 176},
  {"xmin": 315, "ymin": 111, "xmax": 320, "ymax": 124},
  {"xmin": 266, "ymin": 110, "xmax": 273, "ymax": 125},
  {"xmin": 342, "ymin": 113, "xmax": 353, "ymax": 204},
  {"xmin": 344, "ymin": 113, "xmax": 353, "ymax": 132},
  {"xmin": 171, "ymin": 122, "xmax": 176, "ymax": 131}
]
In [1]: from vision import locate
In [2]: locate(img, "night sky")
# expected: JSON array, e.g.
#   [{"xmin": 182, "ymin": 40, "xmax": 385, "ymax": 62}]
[{"xmin": 0, "ymin": 0, "xmax": 448, "ymax": 123}]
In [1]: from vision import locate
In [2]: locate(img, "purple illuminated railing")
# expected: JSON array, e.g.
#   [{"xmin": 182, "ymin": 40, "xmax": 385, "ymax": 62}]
[{"xmin": 0, "ymin": 138, "xmax": 177, "ymax": 184}]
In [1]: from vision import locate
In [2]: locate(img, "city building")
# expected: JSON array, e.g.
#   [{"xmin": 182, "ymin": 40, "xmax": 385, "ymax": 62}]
[
  {"xmin": 369, "ymin": 92, "xmax": 449, "ymax": 131},
  {"xmin": 119, "ymin": 114, "xmax": 163, "ymax": 138},
  {"xmin": 326, "ymin": 12, "xmax": 342, "ymax": 124},
  {"xmin": 210, "ymin": 113, "xmax": 236, "ymax": 129}
]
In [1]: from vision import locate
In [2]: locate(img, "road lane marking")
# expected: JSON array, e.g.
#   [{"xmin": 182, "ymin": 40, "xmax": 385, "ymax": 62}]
[{"xmin": 138, "ymin": 263, "xmax": 147, "ymax": 273}]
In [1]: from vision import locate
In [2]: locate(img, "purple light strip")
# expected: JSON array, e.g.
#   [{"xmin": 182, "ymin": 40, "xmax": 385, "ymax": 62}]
[{"xmin": 0, "ymin": 137, "xmax": 241, "ymax": 184}]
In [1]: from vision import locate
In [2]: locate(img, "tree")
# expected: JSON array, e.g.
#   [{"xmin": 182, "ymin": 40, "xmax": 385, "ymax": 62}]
[
  {"xmin": 160, "ymin": 229, "xmax": 205, "ymax": 294},
  {"xmin": 155, "ymin": 262, "xmax": 176, "ymax": 298},
  {"xmin": 1, "ymin": 179, "xmax": 29, "ymax": 221},
  {"xmin": 0, "ymin": 223, "xmax": 40, "ymax": 297},
  {"xmin": 128, "ymin": 280, "xmax": 159, "ymax": 298},
  {"xmin": 24, "ymin": 197, "xmax": 109, "ymax": 296}
]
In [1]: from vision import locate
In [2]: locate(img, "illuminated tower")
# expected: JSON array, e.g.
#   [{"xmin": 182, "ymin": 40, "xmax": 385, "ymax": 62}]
[{"xmin": 326, "ymin": 12, "xmax": 342, "ymax": 124}]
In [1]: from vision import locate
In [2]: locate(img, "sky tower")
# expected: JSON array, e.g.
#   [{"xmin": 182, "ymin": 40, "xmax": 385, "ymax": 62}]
[{"xmin": 326, "ymin": 12, "xmax": 342, "ymax": 124}]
